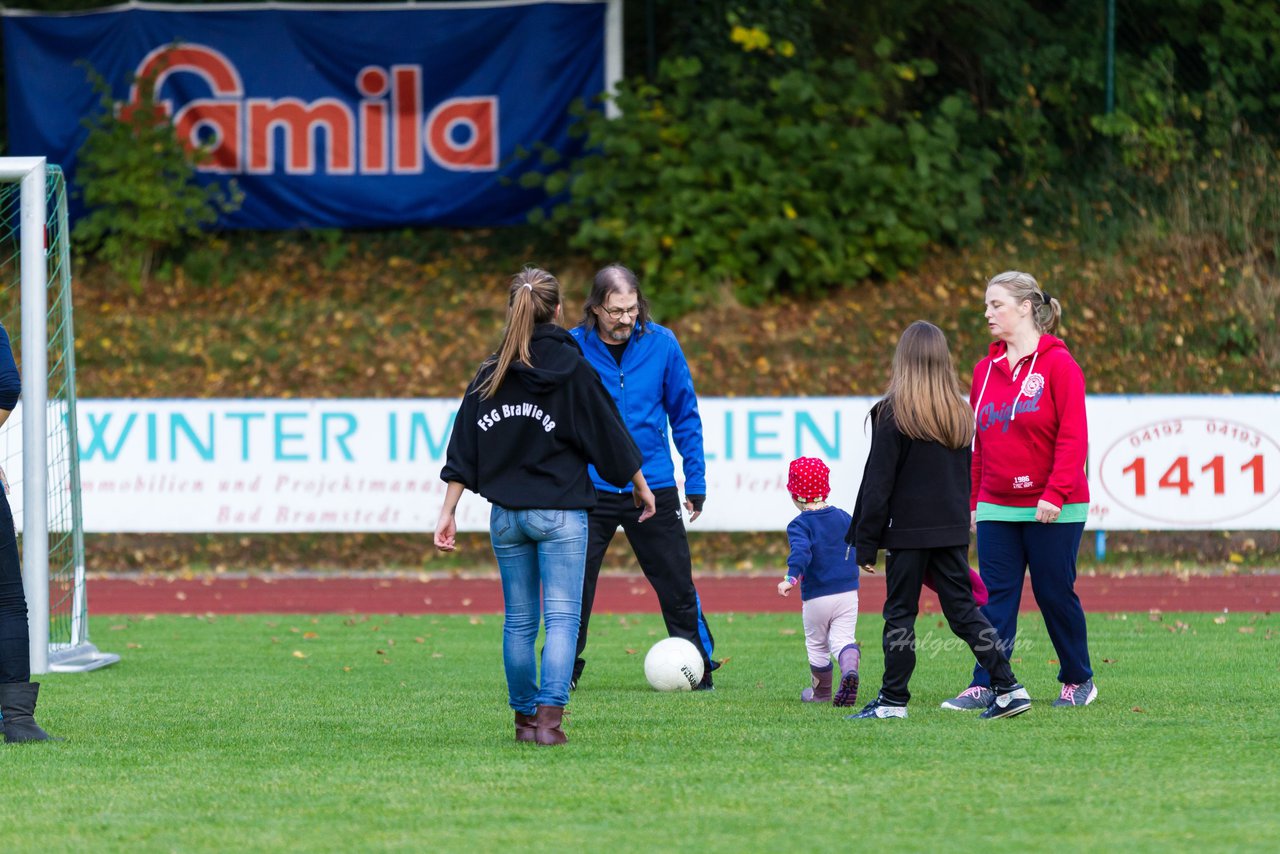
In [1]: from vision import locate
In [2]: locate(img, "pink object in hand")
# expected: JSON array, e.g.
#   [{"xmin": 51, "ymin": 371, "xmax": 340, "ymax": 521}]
[
  {"xmin": 967, "ymin": 566, "xmax": 989, "ymax": 607},
  {"xmin": 922, "ymin": 566, "xmax": 989, "ymax": 608}
]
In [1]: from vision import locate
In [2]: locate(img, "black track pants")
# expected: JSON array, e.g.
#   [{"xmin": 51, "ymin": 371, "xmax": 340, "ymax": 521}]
[
  {"xmin": 576, "ymin": 487, "xmax": 715, "ymax": 669},
  {"xmin": 879, "ymin": 545, "xmax": 1016, "ymax": 706}
]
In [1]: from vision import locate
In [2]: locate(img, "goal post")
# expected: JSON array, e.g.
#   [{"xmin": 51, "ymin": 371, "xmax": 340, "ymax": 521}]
[{"xmin": 0, "ymin": 156, "xmax": 117, "ymax": 674}]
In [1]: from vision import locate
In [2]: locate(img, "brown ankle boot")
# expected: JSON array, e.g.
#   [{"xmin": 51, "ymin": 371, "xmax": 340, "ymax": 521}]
[
  {"xmin": 801, "ymin": 664, "xmax": 833, "ymax": 703},
  {"xmin": 534, "ymin": 705, "xmax": 567, "ymax": 746},
  {"xmin": 514, "ymin": 711, "xmax": 537, "ymax": 743}
]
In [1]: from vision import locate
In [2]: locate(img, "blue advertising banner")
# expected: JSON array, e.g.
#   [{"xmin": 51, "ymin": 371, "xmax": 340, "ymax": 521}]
[{"xmin": 2, "ymin": 1, "xmax": 612, "ymax": 229}]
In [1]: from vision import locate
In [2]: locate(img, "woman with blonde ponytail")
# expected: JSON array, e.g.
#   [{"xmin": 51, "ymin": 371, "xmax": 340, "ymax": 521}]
[
  {"xmin": 940, "ymin": 270, "xmax": 1096, "ymax": 713},
  {"xmin": 474, "ymin": 271, "xmax": 551, "ymax": 399},
  {"xmin": 436, "ymin": 267, "xmax": 656, "ymax": 746}
]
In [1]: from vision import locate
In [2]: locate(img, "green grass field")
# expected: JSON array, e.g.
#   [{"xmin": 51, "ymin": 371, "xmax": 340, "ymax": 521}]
[{"xmin": 5, "ymin": 609, "xmax": 1277, "ymax": 852}]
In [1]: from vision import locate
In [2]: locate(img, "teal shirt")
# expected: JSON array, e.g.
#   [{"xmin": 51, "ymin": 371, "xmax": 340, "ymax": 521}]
[{"xmin": 975, "ymin": 502, "xmax": 1089, "ymax": 524}]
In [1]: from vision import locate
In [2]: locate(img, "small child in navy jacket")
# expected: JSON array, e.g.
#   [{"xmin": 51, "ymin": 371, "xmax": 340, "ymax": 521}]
[{"xmin": 777, "ymin": 457, "xmax": 861, "ymax": 707}]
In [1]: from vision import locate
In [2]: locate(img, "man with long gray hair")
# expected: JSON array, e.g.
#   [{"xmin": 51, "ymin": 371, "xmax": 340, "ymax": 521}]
[{"xmin": 569, "ymin": 264, "xmax": 719, "ymax": 690}]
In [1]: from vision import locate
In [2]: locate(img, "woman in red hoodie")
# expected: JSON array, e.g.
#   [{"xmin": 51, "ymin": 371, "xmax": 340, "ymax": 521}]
[{"xmin": 940, "ymin": 270, "xmax": 1097, "ymax": 711}]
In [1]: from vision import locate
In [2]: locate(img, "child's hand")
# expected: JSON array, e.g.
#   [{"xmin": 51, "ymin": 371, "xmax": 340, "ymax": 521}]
[
  {"xmin": 777, "ymin": 580, "xmax": 795, "ymax": 597},
  {"xmin": 860, "ymin": 564, "xmax": 877, "ymax": 574}
]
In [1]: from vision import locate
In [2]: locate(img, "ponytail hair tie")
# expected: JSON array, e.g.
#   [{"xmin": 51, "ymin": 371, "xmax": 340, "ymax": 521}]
[
  {"xmin": 1041, "ymin": 290, "xmax": 1053, "ymax": 305},
  {"xmin": 521, "ymin": 282, "xmax": 533, "ymax": 292}
]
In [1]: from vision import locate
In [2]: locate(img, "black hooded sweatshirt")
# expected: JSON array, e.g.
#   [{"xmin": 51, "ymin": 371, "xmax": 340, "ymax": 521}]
[
  {"xmin": 441, "ymin": 324, "xmax": 642, "ymax": 510},
  {"xmin": 846, "ymin": 400, "xmax": 973, "ymax": 567}
]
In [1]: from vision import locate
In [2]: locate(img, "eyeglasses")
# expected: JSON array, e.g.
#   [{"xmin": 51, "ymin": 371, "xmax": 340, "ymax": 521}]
[{"xmin": 601, "ymin": 305, "xmax": 640, "ymax": 320}]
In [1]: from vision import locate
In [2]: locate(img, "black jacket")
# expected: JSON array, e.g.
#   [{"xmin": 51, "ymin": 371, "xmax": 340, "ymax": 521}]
[
  {"xmin": 846, "ymin": 401, "xmax": 972, "ymax": 567},
  {"xmin": 441, "ymin": 324, "xmax": 642, "ymax": 510}
]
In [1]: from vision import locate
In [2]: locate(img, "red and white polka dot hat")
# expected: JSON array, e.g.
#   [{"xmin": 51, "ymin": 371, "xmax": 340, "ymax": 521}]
[{"xmin": 787, "ymin": 457, "xmax": 830, "ymax": 502}]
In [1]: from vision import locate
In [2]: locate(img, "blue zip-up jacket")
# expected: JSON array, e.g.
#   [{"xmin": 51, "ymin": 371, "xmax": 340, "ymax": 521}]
[
  {"xmin": 570, "ymin": 322, "xmax": 705, "ymax": 495},
  {"xmin": 786, "ymin": 505, "xmax": 858, "ymax": 601}
]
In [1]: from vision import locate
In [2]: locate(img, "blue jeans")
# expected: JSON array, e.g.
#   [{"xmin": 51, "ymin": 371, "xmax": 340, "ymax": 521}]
[
  {"xmin": 489, "ymin": 506, "xmax": 588, "ymax": 713},
  {"xmin": 970, "ymin": 520, "xmax": 1092, "ymax": 688}
]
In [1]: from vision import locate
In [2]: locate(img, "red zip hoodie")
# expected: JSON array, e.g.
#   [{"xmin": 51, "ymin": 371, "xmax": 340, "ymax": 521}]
[{"xmin": 969, "ymin": 334, "xmax": 1089, "ymax": 510}]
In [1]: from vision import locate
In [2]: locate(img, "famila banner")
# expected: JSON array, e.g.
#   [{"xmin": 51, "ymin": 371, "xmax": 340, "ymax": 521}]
[{"xmin": 2, "ymin": 1, "xmax": 618, "ymax": 229}]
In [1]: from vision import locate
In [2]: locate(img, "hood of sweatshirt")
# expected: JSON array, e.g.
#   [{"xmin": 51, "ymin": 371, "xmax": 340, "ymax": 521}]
[
  {"xmin": 506, "ymin": 324, "xmax": 583, "ymax": 395},
  {"xmin": 973, "ymin": 334, "xmax": 1068, "ymax": 423},
  {"xmin": 985, "ymin": 333, "xmax": 1067, "ymax": 364}
]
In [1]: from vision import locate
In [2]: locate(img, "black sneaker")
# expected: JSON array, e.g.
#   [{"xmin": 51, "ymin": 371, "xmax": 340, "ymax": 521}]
[
  {"xmin": 569, "ymin": 658, "xmax": 586, "ymax": 692},
  {"xmin": 846, "ymin": 696, "xmax": 907, "ymax": 719},
  {"xmin": 691, "ymin": 658, "xmax": 720, "ymax": 691},
  {"xmin": 980, "ymin": 685, "xmax": 1031, "ymax": 719}
]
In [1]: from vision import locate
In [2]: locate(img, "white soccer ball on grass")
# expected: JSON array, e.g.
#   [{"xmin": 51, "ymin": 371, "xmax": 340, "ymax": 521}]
[{"xmin": 643, "ymin": 637, "xmax": 705, "ymax": 692}]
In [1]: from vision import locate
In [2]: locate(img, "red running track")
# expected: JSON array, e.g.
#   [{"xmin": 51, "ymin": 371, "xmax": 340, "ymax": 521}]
[{"xmin": 85, "ymin": 572, "xmax": 1280, "ymax": 615}]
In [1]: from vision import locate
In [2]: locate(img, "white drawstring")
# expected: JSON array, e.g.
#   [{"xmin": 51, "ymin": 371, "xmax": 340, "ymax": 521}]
[
  {"xmin": 974, "ymin": 360, "xmax": 994, "ymax": 413},
  {"xmin": 1010, "ymin": 350, "xmax": 1039, "ymax": 422}
]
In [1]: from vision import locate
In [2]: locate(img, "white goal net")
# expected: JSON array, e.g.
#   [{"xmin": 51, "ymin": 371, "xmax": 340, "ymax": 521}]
[{"xmin": 0, "ymin": 157, "xmax": 116, "ymax": 673}]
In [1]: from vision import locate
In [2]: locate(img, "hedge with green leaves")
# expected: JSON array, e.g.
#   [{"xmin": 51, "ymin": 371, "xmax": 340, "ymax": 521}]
[{"xmin": 526, "ymin": 42, "xmax": 996, "ymax": 314}]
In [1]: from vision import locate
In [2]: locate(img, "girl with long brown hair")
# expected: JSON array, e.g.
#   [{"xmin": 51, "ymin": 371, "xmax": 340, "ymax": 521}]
[{"xmin": 846, "ymin": 321, "xmax": 1030, "ymax": 720}]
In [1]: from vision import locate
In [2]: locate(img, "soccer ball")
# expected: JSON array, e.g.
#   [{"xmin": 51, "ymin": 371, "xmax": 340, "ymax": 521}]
[{"xmin": 643, "ymin": 637, "xmax": 705, "ymax": 692}]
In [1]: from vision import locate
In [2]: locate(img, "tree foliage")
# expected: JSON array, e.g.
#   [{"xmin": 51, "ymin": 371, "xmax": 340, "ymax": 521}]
[
  {"xmin": 519, "ymin": 0, "xmax": 1278, "ymax": 323},
  {"xmin": 525, "ymin": 38, "xmax": 995, "ymax": 314}
]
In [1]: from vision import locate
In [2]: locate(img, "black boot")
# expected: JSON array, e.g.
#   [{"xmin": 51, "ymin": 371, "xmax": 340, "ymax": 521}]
[{"xmin": 1, "ymin": 682, "xmax": 61, "ymax": 743}]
